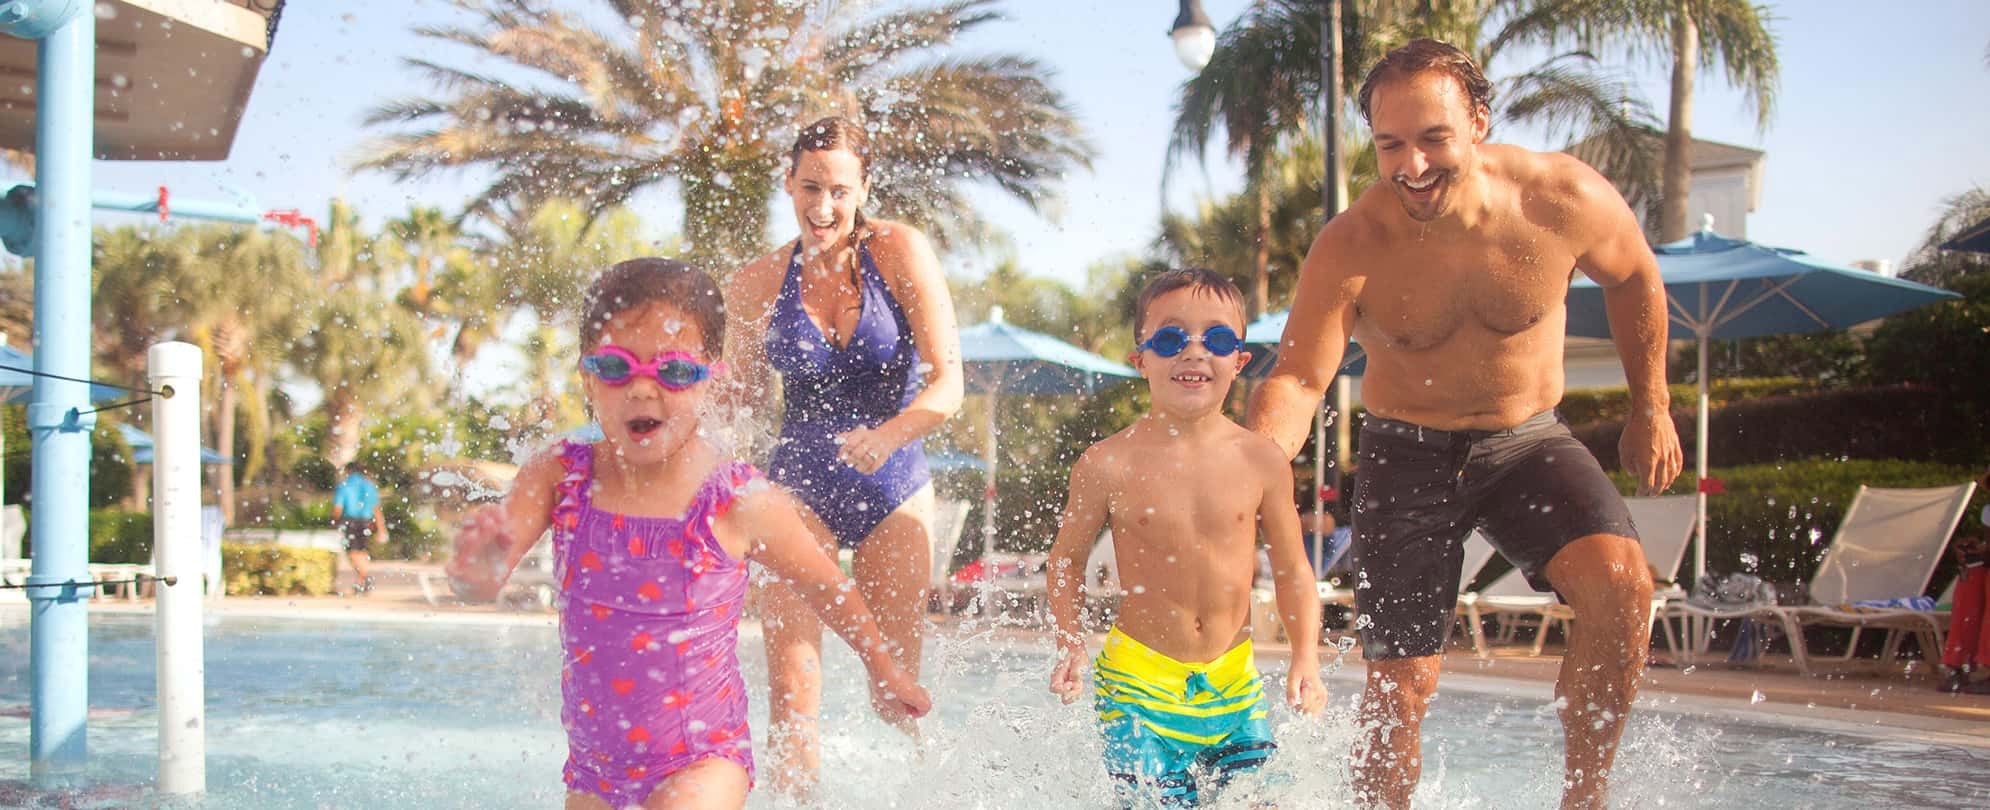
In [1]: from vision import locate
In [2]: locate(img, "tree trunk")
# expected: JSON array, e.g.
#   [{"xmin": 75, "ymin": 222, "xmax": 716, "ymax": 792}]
[
  {"xmin": 213, "ymin": 375, "xmax": 237, "ymax": 525},
  {"xmin": 324, "ymin": 388, "xmax": 364, "ymax": 469},
  {"xmin": 1660, "ymin": 11, "xmax": 1699, "ymax": 243},
  {"xmin": 1252, "ymin": 182, "xmax": 1271, "ymax": 319}
]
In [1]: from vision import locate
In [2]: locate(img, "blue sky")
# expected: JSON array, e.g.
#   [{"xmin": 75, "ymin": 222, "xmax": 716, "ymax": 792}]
[{"xmin": 75, "ymin": 0, "xmax": 1990, "ymax": 292}]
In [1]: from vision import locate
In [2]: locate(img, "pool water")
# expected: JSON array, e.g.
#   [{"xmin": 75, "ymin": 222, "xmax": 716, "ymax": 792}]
[{"xmin": 1, "ymin": 613, "xmax": 1986, "ymax": 808}]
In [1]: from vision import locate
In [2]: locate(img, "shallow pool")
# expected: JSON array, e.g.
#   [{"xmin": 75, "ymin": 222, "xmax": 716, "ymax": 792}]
[{"xmin": 0, "ymin": 614, "xmax": 1986, "ymax": 808}]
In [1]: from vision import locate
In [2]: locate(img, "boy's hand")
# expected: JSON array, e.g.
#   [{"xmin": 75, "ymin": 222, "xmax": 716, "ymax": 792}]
[
  {"xmin": 1049, "ymin": 649, "xmax": 1088, "ymax": 704},
  {"xmin": 444, "ymin": 505, "xmax": 511, "ymax": 601},
  {"xmin": 1286, "ymin": 657, "xmax": 1327, "ymax": 716},
  {"xmin": 866, "ymin": 658, "xmax": 932, "ymax": 731}
]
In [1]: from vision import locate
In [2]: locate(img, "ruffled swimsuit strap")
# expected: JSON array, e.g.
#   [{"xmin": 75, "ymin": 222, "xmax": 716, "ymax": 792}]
[
  {"xmin": 549, "ymin": 440, "xmax": 594, "ymax": 575},
  {"xmin": 682, "ymin": 461, "xmax": 762, "ymax": 561}
]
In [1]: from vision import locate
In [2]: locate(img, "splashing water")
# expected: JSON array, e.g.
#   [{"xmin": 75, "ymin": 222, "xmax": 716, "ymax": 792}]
[{"xmin": 0, "ymin": 615, "xmax": 1983, "ymax": 808}]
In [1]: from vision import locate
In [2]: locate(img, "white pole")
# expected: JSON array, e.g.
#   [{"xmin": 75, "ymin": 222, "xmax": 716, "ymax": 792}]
[
  {"xmin": 150, "ymin": 341, "xmax": 204, "ymax": 794},
  {"xmin": 1694, "ymin": 334, "xmax": 1710, "ymax": 585},
  {"xmin": 980, "ymin": 387, "xmax": 999, "ymax": 562}
]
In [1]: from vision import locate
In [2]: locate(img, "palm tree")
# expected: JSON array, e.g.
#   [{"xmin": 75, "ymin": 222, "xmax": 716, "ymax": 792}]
[
  {"xmin": 1170, "ymin": 0, "xmax": 1667, "ymax": 283},
  {"xmin": 289, "ymin": 284, "xmax": 434, "ymax": 468},
  {"xmin": 1507, "ymin": 0, "xmax": 1779, "ymax": 242},
  {"xmin": 1900, "ymin": 187, "xmax": 1990, "ymax": 287},
  {"xmin": 357, "ymin": 0, "xmax": 1094, "ymax": 268},
  {"xmin": 93, "ymin": 225, "xmax": 316, "ymax": 521}
]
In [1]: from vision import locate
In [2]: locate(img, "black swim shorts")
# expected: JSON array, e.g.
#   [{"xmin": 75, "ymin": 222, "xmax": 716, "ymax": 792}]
[
  {"xmin": 1349, "ymin": 409, "xmax": 1639, "ymax": 660},
  {"xmin": 340, "ymin": 518, "xmax": 376, "ymax": 553}
]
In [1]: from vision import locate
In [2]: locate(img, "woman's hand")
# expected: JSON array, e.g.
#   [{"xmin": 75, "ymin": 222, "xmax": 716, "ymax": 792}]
[{"xmin": 836, "ymin": 425, "xmax": 902, "ymax": 475}]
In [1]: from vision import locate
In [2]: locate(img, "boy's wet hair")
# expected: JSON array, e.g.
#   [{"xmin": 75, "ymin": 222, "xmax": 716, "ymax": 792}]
[
  {"xmin": 1358, "ymin": 38, "xmax": 1493, "ymax": 123},
  {"xmin": 579, "ymin": 258, "xmax": 725, "ymax": 357},
  {"xmin": 1132, "ymin": 268, "xmax": 1246, "ymax": 339}
]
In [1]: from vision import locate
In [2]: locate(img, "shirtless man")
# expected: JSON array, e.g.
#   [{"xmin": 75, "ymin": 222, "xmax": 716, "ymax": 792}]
[{"xmin": 1246, "ymin": 39, "xmax": 1683, "ymax": 809}]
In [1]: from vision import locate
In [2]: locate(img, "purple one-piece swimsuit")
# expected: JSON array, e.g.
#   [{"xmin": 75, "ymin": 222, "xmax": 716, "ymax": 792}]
[
  {"xmin": 764, "ymin": 239, "xmax": 931, "ymax": 549},
  {"xmin": 550, "ymin": 440, "xmax": 759, "ymax": 805}
]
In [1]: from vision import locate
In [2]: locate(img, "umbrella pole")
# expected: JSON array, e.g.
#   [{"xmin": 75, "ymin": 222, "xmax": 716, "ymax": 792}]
[
  {"xmin": 981, "ymin": 388, "xmax": 999, "ymax": 562},
  {"xmin": 1695, "ymin": 336, "xmax": 1710, "ymax": 584}
]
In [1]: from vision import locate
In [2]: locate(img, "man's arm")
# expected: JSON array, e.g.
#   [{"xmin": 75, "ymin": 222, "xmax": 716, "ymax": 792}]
[
  {"xmin": 1568, "ymin": 163, "xmax": 1684, "ymax": 495},
  {"xmin": 1248, "ymin": 220, "xmax": 1361, "ymax": 459}
]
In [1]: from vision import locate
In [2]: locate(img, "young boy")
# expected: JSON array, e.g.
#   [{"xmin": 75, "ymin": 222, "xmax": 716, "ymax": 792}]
[{"xmin": 1047, "ymin": 269, "xmax": 1327, "ymax": 807}]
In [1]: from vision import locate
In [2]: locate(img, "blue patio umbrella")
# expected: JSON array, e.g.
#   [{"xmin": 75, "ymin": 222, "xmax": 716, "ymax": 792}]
[
  {"xmin": 0, "ymin": 343, "xmax": 144, "ymax": 501},
  {"xmin": 925, "ymin": 448, "xmax": 990, "ymax": 474},
  {"xmin": 960, "ymin": 306, "xmax": 1137, "ymax": 559},
  {"xmin": 114, "ymin": 423, "xmax": 228, "ymax": 466},
  {"xmin": 1240, "ymin": 309, "xmax": 1367, "ymax": 378},
  {"xmin": 1565, "ymin": 228, "xmax": 1962, "ymax": 579}
]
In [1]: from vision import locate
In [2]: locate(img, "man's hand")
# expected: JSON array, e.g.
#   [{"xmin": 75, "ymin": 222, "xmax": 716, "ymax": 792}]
[
  {"xmin": 1049, "ymin": 649, "xmax": 1088, "ymax": 705},
  {"xmin": 1619, "ymin": 408, "xmax": 1684, "ymax": 496}
]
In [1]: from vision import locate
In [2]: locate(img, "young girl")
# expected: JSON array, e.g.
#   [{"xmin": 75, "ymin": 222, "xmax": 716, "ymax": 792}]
[{"xmin": 448, "ymin": 258, "xmax": 932, "ymax": 810}]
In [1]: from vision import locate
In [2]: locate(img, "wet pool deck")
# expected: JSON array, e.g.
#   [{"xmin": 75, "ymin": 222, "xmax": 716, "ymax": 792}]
[{"xmin": 60, "ymin": 561, "xmax": 1990, "ymax": 748}]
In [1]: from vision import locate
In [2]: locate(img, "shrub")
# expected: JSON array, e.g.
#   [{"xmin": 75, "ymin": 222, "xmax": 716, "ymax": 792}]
[
  {"xmin": 1558, "ymin": 377, "xmax": 1813, "ymax": 427},
  {"xmin": 221, "ymin": 543, "xmax": 335, "ymax": 596},
  {"xmin": 1604, "ymin": 458, "xmax": 1983, "ymax": 593},
  {"xmin": 88, "ymin": 508, "xmax": 153, "ymax": 564},
  {"xmin": 1571, "ymin": 385, "xmax": 1967, "ymax": 470}
]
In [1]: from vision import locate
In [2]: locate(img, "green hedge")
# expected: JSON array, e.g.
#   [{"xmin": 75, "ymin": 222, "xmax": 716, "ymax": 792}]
[
  {"xmin": 1604, "ymin": 458, "xmax": 1983, "ymax": 593},
  {"xmin": 221, "ymin": 543, "xmax": 336, "ymax": 596},
  {"xmin": 1558, "ymin": 377, "xmax": 1815, "ymax": 426},
  {"xmin": 88, "ymin": 509, "xmax": 153, "ymax": 564},
  {"xmin": 1572, "ymin": 385, "xmax": 1969, "ymax": 470}
]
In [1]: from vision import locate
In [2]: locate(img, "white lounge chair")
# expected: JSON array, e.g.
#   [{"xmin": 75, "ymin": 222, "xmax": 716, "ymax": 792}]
[
  {"xmin": 1252, "ymin": 529, "xmax": 1497, "ymax": 647},
  {"xmin": 1459, "ymin": 496, "xmax": 1698, "ymax": 657},
  {"xmin": 1663, "ymin": 483, "xmax": 1976, "ymax": 675}
]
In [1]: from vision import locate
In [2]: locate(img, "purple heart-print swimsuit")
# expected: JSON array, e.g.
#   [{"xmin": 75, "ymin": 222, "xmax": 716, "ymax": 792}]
[{"xmin": 550, "ymin": 440, "xmax": 759, "ymax": 805}]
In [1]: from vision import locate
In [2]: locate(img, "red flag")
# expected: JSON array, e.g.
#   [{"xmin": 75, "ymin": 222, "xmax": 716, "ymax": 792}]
[{"xmin": 1697, "ymin": 477, "xmax": 1727, "ymax": 495}]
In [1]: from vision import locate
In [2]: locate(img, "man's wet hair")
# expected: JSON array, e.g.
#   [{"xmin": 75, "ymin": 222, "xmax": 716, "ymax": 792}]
[
  {"xmin": 579, "ymin": 258, "xmax": 725, "ymax": 357},
  {"xmin": 1132, "ymin": 268, "xmax": 1246, "ymax": 340},
  {"xmin": 1358, "ymin": 38, "xmax": 1494, "ymax": 123}
]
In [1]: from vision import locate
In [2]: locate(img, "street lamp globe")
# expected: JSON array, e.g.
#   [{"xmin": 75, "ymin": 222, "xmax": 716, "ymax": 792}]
[{"xmin": 1170, "ymin": 0, "xmax": 1215, "ymax": 71}]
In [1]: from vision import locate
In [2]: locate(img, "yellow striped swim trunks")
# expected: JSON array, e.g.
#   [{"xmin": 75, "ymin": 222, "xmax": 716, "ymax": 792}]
[{"xmin": 1092, "ymin": 626, "xmax": 1274, "ymax": 807}]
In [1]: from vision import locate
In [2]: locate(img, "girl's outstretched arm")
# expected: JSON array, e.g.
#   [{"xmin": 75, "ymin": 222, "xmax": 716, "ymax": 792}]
[
  {"xmin": 445, "ymin": 447, "xmax": 562, "ymax": 602},
  {"xmin": 723, "ymin": 484, "xmax": 933, "ymax": 723}
]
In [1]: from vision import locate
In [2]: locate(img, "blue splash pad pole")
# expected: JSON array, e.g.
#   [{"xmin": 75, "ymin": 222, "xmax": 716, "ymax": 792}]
[{"xmin": 4, "ymin": 0, "xmax": 96, "ymax": 785}]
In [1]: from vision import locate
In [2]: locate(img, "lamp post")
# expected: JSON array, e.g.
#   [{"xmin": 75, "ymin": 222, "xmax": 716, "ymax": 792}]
[
  {"xmin": 1171, "ymin": 0, "xmax": 1215, "ymax": 71},
  {"xmin": 1171, "ymin": 0, "xmax": 1354, "ymax": 555}
]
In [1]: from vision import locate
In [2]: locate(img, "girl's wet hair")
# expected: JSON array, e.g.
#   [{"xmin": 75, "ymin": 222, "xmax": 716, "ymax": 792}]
[
  {"xmin": 579, "ymin": 258, "xmax": 725, "ymax": 357},
  {"xmin": 1358, "ymin": 38, "xmax": 1493, "ymax": 122},
  {"xmin": 1132, "ymin": 268, "xmax": 1245, "ymax": 339},
  {"xmin": 789, "ymin": 116, "xmax": 872, "ymax": 231}
]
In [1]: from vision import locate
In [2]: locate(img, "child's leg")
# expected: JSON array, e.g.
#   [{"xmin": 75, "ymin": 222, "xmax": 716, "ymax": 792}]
[
  {"xmin": 642, "ymin": 758, "xmax": 751, "ymax": 810},
  {"xmin": 1944, "ymin": 567, "xmax": 1986, "ymax": 669},
  {"xmin": 760, "ymin": 504, "xmax": 840, "ymax": 797}
]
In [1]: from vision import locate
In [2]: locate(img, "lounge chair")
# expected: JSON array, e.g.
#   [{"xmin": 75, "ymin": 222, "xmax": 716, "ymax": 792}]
[
  {"xmin": 1458, "ymin": 495, "xmax": 1698, "ymax": 657},
  {"xmin": 1662, "ymin": 483, "xmax": 1976, "ymax": 674},
  {"xmin": 929, "ymin": 498, "xmax": 972, "ymax": 593},
  {"xmin": 1252, "ymin": 529, "xmax": 1498, "ymax": 647}
]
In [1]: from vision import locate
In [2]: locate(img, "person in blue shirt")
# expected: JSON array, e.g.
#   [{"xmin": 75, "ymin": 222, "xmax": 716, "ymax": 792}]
[{"xmin": 331, "ymin": 462, "xmax": 386, "ymax": 594}]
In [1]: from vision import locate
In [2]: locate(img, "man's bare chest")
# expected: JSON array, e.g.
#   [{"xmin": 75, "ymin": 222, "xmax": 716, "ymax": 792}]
[{"xmin": 1351, "ymin": 233, "xmax": 1574, "ymax": 351}]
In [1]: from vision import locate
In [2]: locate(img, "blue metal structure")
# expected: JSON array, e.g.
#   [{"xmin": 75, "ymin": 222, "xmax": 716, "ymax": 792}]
[
  {"xmin": 0, "ymin": 183, "xmax": 264, "ymax": 256},
  {"xmin": 2, "ymin": 0, "xmax": 96, "ymax": 784}
]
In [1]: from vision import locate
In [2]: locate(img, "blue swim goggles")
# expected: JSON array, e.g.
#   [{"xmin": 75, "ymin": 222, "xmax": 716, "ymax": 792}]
[{"xmin": 1138, "ymin": 325, "xmax": 1244, "ymax": 357}]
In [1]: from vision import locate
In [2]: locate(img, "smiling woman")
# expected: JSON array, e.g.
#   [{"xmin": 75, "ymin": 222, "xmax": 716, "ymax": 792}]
[{"xmin": 724, "ymin": 116, "xmax": 966, "ymax": 798}]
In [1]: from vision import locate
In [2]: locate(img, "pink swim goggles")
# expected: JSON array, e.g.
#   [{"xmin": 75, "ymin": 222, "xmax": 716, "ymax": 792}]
[{"xmin": 580, "ymin": 346, "xmax": 725, "ymax": 390}]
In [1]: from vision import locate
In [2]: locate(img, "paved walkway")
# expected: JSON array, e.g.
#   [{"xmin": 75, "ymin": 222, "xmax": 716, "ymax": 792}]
[{"xmin": 74, "ymin": 560, "xmax": 1990, "ymax": 747}]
